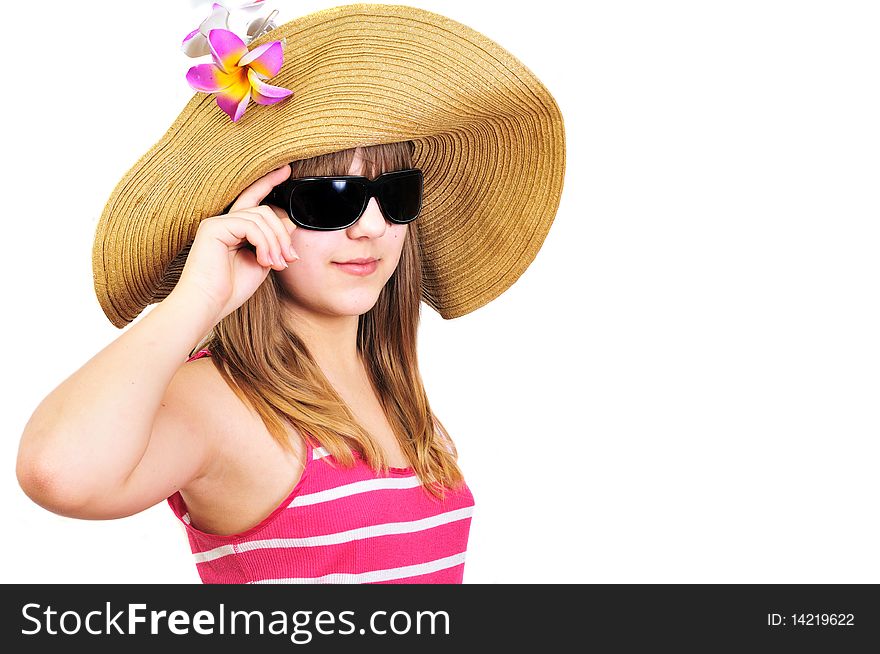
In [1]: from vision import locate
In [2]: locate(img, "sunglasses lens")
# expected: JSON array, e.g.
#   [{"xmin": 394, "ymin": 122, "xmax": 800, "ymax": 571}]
[
  {"xmin": 379, "ymin": 171, "xmax": 423, "ymax": 223},
  {"xmin": 290, "ymin": 180, "xmax": 364, "ymax": 229}
]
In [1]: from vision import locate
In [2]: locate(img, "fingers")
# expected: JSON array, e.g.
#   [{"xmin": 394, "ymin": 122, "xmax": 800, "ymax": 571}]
[
  {"xmin": 230, "ymin": 205, "xmax": 298, "ymax": 269},
  {"xmin": 227, "ymin": 164, "xmax": 291, "ymax": 214},
  {"xmin": 212, "ymin": 164, "xmax": 298, "ymax": 270},
  {"xmin": 260, "ymin": 204, "xmax": 298, "ymax": 261}
]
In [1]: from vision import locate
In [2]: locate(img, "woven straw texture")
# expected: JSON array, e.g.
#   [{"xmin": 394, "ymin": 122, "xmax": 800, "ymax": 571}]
[{"xmin": 92, "ymin": 3, "xmax": 566, "ymax": 328}]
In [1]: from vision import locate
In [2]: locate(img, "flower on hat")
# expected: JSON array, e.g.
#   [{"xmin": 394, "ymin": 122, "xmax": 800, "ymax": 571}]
[
  {"xmin": 181, "ymin": 1, "xmax": 290, "ymax": 123},
  {"xmin": 185, "ymin": 29, "xmax": 293, "ymax": 122}
]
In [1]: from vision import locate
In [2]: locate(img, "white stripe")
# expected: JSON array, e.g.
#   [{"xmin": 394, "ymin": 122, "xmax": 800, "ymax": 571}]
[
  {"xmin": 288, "ymin": 475, "xmax": 422, "ymax": 507},
  {"xmin": 192, "ymin": 505, "xmax": 474, "ymax": 563},
  {"xmin": 194, "ymin": 544, "xmax": 237, "ymax": 564},
  {"xmin": 239, "ymin": 506, "xmax": 473, "ymax": 551},
  {"xmin": 249, "ymin": 551, "xmax": 467, "ymax": 584},
  {"xmin": 181, "ymin": 512, "xmax": 191, "ymax": 525}
]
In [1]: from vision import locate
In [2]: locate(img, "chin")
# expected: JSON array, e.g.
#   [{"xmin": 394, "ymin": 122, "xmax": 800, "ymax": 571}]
[{"xmin": 328, "ymin": 290, "xmax": 383, "ymax": 316}]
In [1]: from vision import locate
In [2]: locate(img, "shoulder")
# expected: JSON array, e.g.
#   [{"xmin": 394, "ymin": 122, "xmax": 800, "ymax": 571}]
[
  {"xmin": 164, "ymin": 353, "xmax": 252, "ymax": 454},
  {"xmin": 175, "ymin": 351, "xmax": 309, "ymax": 457},
  {"xmin": 175, "ymin": 352, "xmax": 223, "ymax": 397},
  {"xmin": 167, "ymin": 354, "xmax": 309, "ymax": 532},
  {"xmin": 171, "ymin": 352, "xmax": 300, "ymax": 458},
  {"xmin": 172, "ymin": 352, "xmax": 241, "ymax": 416}
]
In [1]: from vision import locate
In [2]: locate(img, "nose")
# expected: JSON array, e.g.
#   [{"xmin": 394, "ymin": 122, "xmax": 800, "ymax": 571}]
[{"xmin": 346, "ymin": 196, "xmax": 387, "ymax": 238}]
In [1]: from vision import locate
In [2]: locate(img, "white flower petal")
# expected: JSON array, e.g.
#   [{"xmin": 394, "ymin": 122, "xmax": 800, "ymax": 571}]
[{"xmin": 198, "ymin": 3, "xmax": 231, "ymax": 37}]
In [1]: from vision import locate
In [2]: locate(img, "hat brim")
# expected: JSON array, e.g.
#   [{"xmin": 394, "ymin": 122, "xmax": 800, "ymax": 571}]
[{"xmin": 93, "ymin": 3, "xmax": 566, "ymax": 328}]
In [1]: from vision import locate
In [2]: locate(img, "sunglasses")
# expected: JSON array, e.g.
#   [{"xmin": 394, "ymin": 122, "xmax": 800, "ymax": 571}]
[{"xmin": 264, "ymin": 168, "xmax": 423, "ymax": 231}]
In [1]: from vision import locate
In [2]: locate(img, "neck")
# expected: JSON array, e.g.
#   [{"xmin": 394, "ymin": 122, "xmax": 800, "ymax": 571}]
[{"xmin": 282, "ymin": 305, "xmax": 364, "ymax": 382}]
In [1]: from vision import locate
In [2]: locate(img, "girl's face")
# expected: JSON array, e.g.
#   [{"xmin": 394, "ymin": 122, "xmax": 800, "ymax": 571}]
[{"xmin": 273, "ymin": 148, "xmax": 409, "ymax": 317}]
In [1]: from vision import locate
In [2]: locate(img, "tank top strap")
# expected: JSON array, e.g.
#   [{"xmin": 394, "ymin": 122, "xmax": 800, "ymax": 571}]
[{"xmin": 186, "ymin": 348, "xmax": 212, "ymax": 363}]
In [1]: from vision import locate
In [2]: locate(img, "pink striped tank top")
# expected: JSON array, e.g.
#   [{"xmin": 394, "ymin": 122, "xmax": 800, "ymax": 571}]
[{"xmin": 166, "ymin": 349, "xmax": 475, "ymax": 584}]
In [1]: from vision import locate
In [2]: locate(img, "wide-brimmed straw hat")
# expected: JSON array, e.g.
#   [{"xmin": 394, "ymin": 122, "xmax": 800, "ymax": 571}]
[{"xmin": 92, "ymin": 2, "xmax": 566, "ymax": 328}]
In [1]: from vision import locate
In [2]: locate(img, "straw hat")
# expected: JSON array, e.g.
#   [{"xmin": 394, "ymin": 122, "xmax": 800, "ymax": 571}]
[{"xmin": 92, "ymin": 3, "xmax": 566, "ymax": 328}]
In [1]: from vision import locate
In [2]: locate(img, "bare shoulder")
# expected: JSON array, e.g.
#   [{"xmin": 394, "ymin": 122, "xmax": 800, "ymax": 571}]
[
  {"xmin": 166, "ymin": 355, "xmax": 249, "ymax": 444},
  {"xmin": 170, "ymin": 354, "xmax": 307, "ymax": 474},
  {"xmin": 167, "ymin": 355, "xmax": 309, "ymax": 535},
  {"xmin": 155, "ymin": 354, "xmax": 259, "ymax": 496}
]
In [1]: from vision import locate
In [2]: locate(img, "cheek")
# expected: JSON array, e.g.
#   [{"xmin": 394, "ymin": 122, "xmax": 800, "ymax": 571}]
[
  {"xmin": 382, "ymin": 225, "xmax": 407, "ymax": 264},
  {"xmin": 289, "ymin": 231, "xmax": 334, "ymax": 261},
  {"xmin": 391, "ymin": 224, "xmax": 408, "ymax": 245}
]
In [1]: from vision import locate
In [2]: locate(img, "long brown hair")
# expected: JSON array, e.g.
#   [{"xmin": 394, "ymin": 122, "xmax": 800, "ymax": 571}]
[{"xmin": 192, "ymin": 141, "xmax": 464, "ymax": 499}]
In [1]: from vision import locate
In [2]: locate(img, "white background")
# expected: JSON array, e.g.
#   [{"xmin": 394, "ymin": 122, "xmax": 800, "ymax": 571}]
[{"xmin": 2, "ymin": 1, "xmax": 878, "ymax": 584}]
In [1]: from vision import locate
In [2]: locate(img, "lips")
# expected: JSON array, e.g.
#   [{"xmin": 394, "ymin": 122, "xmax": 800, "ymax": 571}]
[
  {"xmin": 332, "ymin": 258, "xmax": 379, "ymax": 276},
  {"xmin": 336, "ymin": 257, "xmax": 378, "ymax": 264}
]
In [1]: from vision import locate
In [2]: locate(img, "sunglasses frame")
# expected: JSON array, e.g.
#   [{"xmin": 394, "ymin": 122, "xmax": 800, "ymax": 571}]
[{"xmin": 265, "ymin": 168, "xmax": 424, "ymax": 231}]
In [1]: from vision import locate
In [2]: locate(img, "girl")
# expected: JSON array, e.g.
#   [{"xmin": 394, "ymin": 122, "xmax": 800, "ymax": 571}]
[{"xmin": 16, "ymin": 3, "xmax": 565, "ymax": 584}]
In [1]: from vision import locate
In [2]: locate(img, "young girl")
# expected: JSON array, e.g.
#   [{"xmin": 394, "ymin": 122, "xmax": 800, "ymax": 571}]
[{"xmin": 16, "ymin": 3, "xmax": 565, "ymax": 584}]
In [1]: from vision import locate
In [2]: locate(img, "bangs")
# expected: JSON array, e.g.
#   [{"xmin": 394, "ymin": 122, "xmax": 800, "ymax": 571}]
[{"xmin": 289, "ymin": 141, "xmax": 415, "ymax": 179}]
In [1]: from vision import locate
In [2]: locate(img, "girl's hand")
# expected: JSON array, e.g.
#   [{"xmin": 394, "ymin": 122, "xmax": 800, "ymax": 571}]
[{"xmin": 169, "ymin": 165, "xmax": 299, "ymax": 322}]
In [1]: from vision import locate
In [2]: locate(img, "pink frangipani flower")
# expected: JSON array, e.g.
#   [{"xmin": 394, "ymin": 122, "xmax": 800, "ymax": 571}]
[{"xmin": 186, "ymin": 28, "xmax": 293, "ymax": 122}]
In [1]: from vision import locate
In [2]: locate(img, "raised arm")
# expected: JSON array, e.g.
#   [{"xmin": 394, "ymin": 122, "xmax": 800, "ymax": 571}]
[{"xmin": 16, "ymin": 164, "xmax": 299, "ymax": 519}]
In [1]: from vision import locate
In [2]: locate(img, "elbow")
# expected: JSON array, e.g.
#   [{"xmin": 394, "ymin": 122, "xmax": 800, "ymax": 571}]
[{"xmin": 16, "ymin": 438, "xmax": 91, "ymax": 516}]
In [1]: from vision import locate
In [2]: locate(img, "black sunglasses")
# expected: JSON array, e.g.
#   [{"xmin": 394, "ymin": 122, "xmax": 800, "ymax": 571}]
[{"xmin": 263, "ymin": 168, "xmax": 423, "ymax": 231}]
